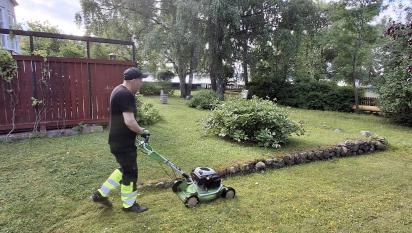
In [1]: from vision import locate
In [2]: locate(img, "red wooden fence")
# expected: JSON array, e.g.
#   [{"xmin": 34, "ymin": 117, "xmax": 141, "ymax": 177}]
[{"xmin": 0, "ymin": 55, "xmax": 134, "ymax": 133}]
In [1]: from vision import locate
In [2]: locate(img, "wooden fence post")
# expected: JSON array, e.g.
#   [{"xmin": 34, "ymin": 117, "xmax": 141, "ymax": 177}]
[
  {"xmin": 29, "ymin": 35, "xmax": 37, "ymax": 98},
  {"xmin": 86, "ymin": 40, "xmax": 93, "ymax": 118}
]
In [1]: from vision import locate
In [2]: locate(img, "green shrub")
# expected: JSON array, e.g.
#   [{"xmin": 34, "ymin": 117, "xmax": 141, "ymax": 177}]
[
  {"xmin": 248, "ymin": 77, "xmax": 293, "ymax": 103},
  {"xmin": 291, "ymin": 80, "xmax": 354, "ymax": 112},
  {"xmin": 188, "ymin": 90, "xmax": 220, "ymax": 110},
  {"xmin": 372, "ymin": 23, "xmax": 412, "ymax": 126},
  {"xmin": 0, "ymin": 48, "xmax": 17, "ymax": 82},
  {"xmin": 140, "ymin": 82, "xmax": 174, "ymax": 96},
  {"xmin": 204, "ymin": 97, "xmax": 304, "ymax": 148},
  {"xmin": 156, "ymin": 70, "xmax": 174, "ymax": 82},
  {"xmin": 250, "ymin": 79, "xmax": 355, "ymax": 112},
  {"xmin": 376, "ymin": 66, "xmax": 412, "ymax": 126},
  {"xmin": 135, "ymin": 95, "xmax": 161, "ymax": 125}
]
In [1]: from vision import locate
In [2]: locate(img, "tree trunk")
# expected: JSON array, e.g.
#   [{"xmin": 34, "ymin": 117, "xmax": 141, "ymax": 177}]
[
  {"xmin": 352, "ymin": 57, "xmax": 359, "ymax": 112},
  {"xmin": 207, "ymin": 12, "xmax": 225, "ymax": 98},
  {"xmin": 242, "ymin": 41, "xmax": 249, "ymax": 88},
  {"xmin": 187, "ymin": 47, "xmax": 195, "ymax": 96},
  {"xmin": 352, "ymin": 76, "xmax": 360, "ymax": 112},
  {"xmin": 188, "ymin": 71, "xmax": 193, "ymax": 97},
  {"xmin": 209, "ymin": 47, "xmax": 224, "ymax": 99},
  {"xmin": 214, "ymin": 56, "xmax": 225, "ymax": 100},
  {"xmin": 209, "ymin": 58, "xmax": 219, "ymax": 92},
  {"xmin": 216, "ymin": 78, "xmax": 225, "ymax": 100},
  {"xmin": 210, "ymin": 76, "xmax": 217, "ymax": 91},
  {"xmin": 173, "ymin": 62, "xmax": 187, "ymax": 98},
  {"xmin": 179, "ymin": 72, "xmax": 187, "ymax": 98}
]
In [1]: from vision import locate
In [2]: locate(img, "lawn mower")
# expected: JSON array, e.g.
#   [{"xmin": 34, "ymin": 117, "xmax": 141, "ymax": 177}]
[{"xmin": 137, "ymin": 135, "xmax": 236, "ymax": 208}]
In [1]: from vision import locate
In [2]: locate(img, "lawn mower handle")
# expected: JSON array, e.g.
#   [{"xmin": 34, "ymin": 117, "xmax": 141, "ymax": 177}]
[
  {"xmin": 136, "ymin": 136, "xmax": 193, "ymax": 183},
  {"xmin": 142, "ymin": 134, "xmax": 150, "ymax": 143}
]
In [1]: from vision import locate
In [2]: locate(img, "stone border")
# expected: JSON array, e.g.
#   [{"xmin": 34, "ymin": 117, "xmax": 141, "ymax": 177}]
[{"xmin": 140, "ymin": 138, "xmax": 388, "ymax": 189}]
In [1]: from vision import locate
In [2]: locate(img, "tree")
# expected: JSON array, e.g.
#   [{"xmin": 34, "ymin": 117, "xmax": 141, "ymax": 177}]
[
  {"xmin": 156, "ymin": 70, "xmax": 175, "ymax": 82},
  {"xmin": 327, "ymin": 0, "xmax": 381, "ymax": 111},
  {"xmin": 20, "ymin": 21, "xmax": 86, "ymax": 58},
  {"xmin": 372, "ymin": 21, "xmax": 412, "ymax": 125},
  {"xmin": 77, "ymin": 0, "xmax": 204, "ymax": 98},
  {"xmin": 249, "ymin": 0, "xmax": 327, "ymax": 100},
  {"xmin": 20, "ymin": 21, "xmax": 61, "ymax": 56},
  {"xmin": 58, "ymin": 42, "xmax": 85, "ymax": 58},
  {"xmin": 200, "ymin": 0, "xmax": 241, "ymax": 99},
  {"xmin": 293, "ymin": 1, "xmax": 329, "ymax": 81},
  {"xmin": 230, "ymin": 0, "xmax": 274, "ymax": 87},
  {"xmin": 139, "ymin": 0, "xmax": 204, "ymax": 98}
]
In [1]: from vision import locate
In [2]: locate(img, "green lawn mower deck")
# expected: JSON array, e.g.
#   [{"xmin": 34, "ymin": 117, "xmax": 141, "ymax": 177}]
[
  {"xmin": 137, "ymin": 136, "xmax": 236, "ymax": 208},
  {"xmin": 172, "ymin": 167, "xmax": 236, "ymax": 207}
]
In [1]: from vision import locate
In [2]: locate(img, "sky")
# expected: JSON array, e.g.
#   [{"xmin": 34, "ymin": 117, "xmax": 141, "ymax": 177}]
[
  {"xmin": 14, "ymin": 0, "xmax": 412, "ymax": 36},
  {"xmin": 374, "ymin": 0, "xmax": 412, "ymax": 24},
  {"xmin": 15, "ymin": 0, "xmax": 85, "ymax": 35}
]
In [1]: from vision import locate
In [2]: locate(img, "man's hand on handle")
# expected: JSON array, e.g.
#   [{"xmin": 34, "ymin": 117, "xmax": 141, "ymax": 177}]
[
  {"xmin": 140, "ymin": 128, "xmax": 150, "ymax": 137},
  {"xmin": 140, "ymin": 128, "xmax": 150, "ymax": 143}
]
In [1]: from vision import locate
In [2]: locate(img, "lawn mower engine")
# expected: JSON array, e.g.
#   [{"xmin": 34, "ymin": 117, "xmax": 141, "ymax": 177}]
[
  {"xmin": 191, "ymin": 167, "xmax": 222, "ymax": 192},
  {"xmin": 171, "ymin": 166, "xmax": 236, "ymax": 208}
]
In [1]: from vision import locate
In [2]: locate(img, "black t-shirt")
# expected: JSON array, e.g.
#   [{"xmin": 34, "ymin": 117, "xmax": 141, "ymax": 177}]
[{"xmin": 108, "ymin": 85, "xmax": 137, "ymax": 150}]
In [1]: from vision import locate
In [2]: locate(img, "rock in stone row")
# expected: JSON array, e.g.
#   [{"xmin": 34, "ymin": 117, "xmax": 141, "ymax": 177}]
[
  {"xmin": 334, "ymin": 128, "xmax": 343, "ymax": 133},
  {"xmin": 360, "ymin": 131, "xmax": 373, "ymax": 137},
  {"xmin": 375, "ymin": 141, "xmax": 386, "ymax": 150},
  {"xmin": 155, "ymin": 182, "xmax": 165, "ymax": 188},
  {"xmin": 228, "ymin": 166, "xmax": 237, "ymax": 174},
  {"xmin": 255, "ymin": 161, "xmax": 266, "ymax": 171},
  {"xmin": 241, "ymin": 164, "xmax": 250, "ymax": 172},
  {"xmin": 283, "ymin": 155, "xmax": 294, "ymax": 165},
  {"xmin": 264, "ymin": 159, "xmax": 274, "ymax": 166},
  {"xmin": 272, "ymin": 158, "xmax": 285, "ymax": 168}
]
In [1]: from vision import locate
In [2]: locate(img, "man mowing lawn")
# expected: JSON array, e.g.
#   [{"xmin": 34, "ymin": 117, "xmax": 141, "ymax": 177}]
[{"xmin": 90, "ymin": 67, "xmax": 150, "ymax": 213}]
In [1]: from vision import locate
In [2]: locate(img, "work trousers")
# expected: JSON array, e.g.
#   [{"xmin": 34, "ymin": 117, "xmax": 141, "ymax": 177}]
[{"xmin": 98, "ymin": 146, "xmax": 138, "ymax": 208}]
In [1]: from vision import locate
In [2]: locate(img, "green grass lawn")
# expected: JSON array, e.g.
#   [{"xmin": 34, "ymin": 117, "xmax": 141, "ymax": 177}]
[{"xmin": 0, "ymin": 96, "xmax": 411, "ymax": 232}]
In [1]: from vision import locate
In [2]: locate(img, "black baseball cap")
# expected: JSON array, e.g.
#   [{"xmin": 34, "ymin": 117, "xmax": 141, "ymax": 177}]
[{"xmin": 123, "ymin": 67, "xmax": 149, "ymax": 80}]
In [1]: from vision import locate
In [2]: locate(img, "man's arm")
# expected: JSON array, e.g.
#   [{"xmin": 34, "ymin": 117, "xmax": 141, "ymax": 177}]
[{"xmin": 123, "ymin": 112, "xmax": 145, "ymax": 134}]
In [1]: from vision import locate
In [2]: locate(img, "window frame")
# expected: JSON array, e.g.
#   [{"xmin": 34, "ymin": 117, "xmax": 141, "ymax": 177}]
[
  {"xmin": 7, "ymin": 11, "xmax": 14, "ymax": 49},
  {"xmin": 0, "ymin": 7, "xmax": 4, "ymax": 27},
  {"xmin": 0, "ymin": 7, "xmax": 5, "ymax": 47}
]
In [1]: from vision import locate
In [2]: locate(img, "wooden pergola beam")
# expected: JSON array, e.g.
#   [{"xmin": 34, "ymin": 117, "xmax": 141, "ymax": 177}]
[{"xmin": 0, "ymin": 28, "xmax": 134, "ymax": 45}]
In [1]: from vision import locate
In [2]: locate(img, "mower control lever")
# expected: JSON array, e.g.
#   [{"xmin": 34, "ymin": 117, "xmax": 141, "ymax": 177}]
[
  {"xmin": 142, "ymin": 134, "xmax": 150, "ymax": 143},
  {"xmin": 182, "ymin": 173, "xmax": 191, "ymax": 182}
]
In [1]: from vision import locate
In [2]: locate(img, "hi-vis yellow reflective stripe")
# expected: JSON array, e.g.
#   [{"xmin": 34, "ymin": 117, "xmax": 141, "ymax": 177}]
[
  {"xmin": 121, "ymin": 191, "xmax": 138, "ymax": 198},
  {"xmin": 111, "ymin": 169, "xmax": 123, "ymax": 180},
  {"xmin": 123, "ymin": 198, "xmax": 135, "ymax": 206},
  {"xmin": 107, "ymin": 178, "xmax": 120, "ymax": 188},
  {"xmin": 121, "ymin": 182, "xmax": 137, "ymax": 208},
  {"xmin": 98, "ymin": 169, "xmax": 123, "ymax": 197},
  {"xmin": 98, "ymin": 185, "xmax": 110, "ymax": 196}
]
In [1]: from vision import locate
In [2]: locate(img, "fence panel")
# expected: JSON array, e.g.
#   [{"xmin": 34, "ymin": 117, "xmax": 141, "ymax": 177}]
[{"xmin": 0, "ymin": 55, "xmax": 133, "ymax": 133}]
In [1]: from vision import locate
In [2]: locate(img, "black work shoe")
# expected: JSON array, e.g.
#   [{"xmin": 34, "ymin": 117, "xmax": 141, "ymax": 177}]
[
  {"xmin": 90, "ymin": 191, "xmax": 113, "ymax": 207},
  {"xmin": 122, "ymin": 203, "xmax": 148, "ymax": 213}
]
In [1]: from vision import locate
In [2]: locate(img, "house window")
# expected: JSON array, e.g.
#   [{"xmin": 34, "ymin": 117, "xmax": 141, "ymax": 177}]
[
  {"xmin": 0, "ymin": 8, "xmax": 5, "ymax": 47},
  {"xmin": 0, "ymin": 8, "xmax": 3, "ymax": 46},
  {"xmin": 0, "ymin": 8, "xmax": 4, "ymax": 27},
  {"xmin": 7, "ymin": 12, "xmax": 15, "ymax": 50},
  {"xmin": 8, "ymin": 12, "xmax": 15, "ymax": 27},
  {"xmin": 8, "ymin": 13, "xmax": 15, "ymax": 50}
]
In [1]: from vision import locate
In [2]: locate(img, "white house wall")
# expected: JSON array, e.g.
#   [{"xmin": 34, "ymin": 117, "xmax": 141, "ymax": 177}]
[
  {"xmin": 145, "ymin": 73, "xmax": 245, "ymax": 86},
  {"xmin": 145, "ymin": 73, "xmax": 212, "ymax": 85},
  {"xmin": 0, "ymin": 0, "xmax": 19, "ymax": 53}
]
